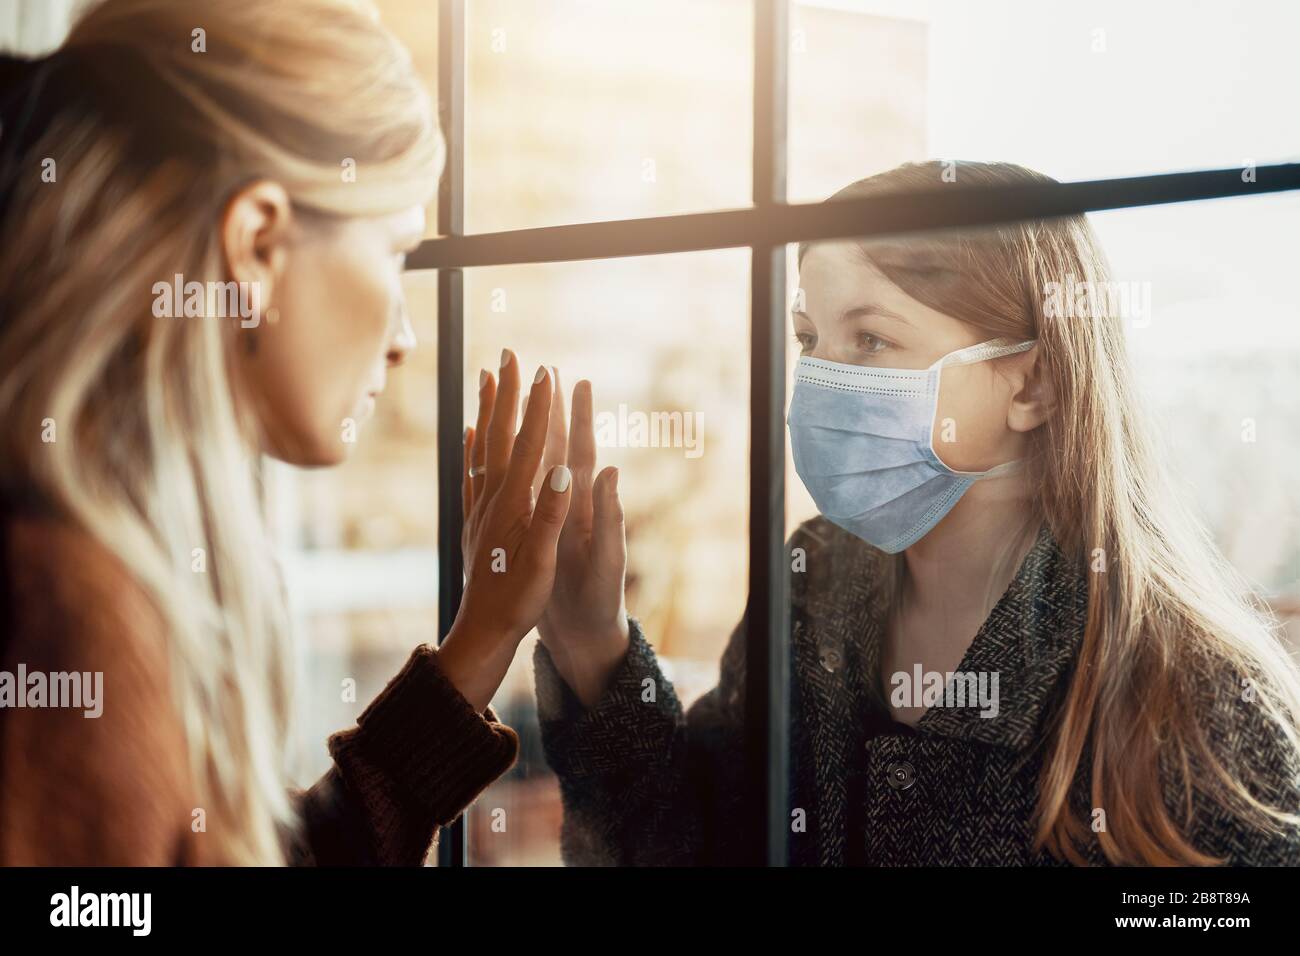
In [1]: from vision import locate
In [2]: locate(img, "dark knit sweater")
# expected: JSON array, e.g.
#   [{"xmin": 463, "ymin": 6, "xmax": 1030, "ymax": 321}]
[
  {"xmin": 0, "ymin": 502, "xmax": 519, "ymax": 865},
  {"xmin": 534, "ymin": 517, "xmax": 1300, "ymax": 866}
]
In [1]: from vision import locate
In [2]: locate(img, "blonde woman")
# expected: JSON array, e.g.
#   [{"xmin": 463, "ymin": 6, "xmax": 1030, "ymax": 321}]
[
  {"xmin": 530, "ymin": 162, "xmax": 1300, "ymax": 866},
  {"xmin": 0, "ymin": 0, "xmax": 570, "ymax": 865}
]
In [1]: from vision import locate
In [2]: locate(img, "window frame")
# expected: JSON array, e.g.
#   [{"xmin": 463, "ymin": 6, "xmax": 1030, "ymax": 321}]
[{"xmin": 413, "ymin": 0, "xmax": 1300, "ymax": 867}]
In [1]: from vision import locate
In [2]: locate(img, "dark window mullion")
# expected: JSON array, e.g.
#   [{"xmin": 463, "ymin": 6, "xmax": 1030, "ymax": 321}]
[
  {"xmin": 435, "ymin": 0, "xmax": 467, "ymax": 870},
  {"xmin": 408, "ymin": 164, "xmax": 1300, "ymax": 270},
  {"xmin": 748, "ymin": 0, "xmax": 791, "ymax": 868}
]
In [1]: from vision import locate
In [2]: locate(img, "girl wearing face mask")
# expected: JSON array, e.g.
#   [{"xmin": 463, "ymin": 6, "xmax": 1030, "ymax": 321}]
[
  {"xmin": 0, "ymin": 0, "xmax": 573, "ymax": 865},
  {"xmin": 528, "ymin": 161, "xmax": 1300, "ymax": 866}
]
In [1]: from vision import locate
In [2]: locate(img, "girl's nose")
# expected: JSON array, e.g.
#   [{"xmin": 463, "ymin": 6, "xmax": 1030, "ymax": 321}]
[{"xmin": 810, "ymin": 342, "xmax": 847, "ymax": 364}]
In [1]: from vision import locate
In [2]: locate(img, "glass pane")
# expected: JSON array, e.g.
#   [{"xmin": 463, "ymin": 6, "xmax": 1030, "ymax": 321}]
[
  {"xmin": 789, "ymin": 0, "xmax": 1300, "ymax": 202},
  {"xmin": 781, "ymin": 186, "xmax": 1300, "ymax": 866},
  {"xmin": 1093, "ymin": 192, "xmax": 1300, "ymax": 605},
  {"xmin": 461, "ymin": 250, "xmax": 750, "ymax": 865},
  {"xmin": 463, "ymin": 0, "xmax": 753, "ymax": 232}
]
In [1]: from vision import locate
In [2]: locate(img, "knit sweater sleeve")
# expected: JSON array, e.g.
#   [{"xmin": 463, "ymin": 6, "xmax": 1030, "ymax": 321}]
[
  {"xmin": 288, "ymin": 643, "xmax": 520, "ymax": 866},
  {"xmin": 531, "ymin": 518, "xmax": 847, "ymax": 867},
  {"xmin": 532, "ymin": 613, "xmax": 750, "ymax": 865}
]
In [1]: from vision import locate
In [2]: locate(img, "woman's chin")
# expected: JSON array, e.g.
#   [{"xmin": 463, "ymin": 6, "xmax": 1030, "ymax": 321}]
[{"xmin": 263, "ymin": 427, "xmax": 360, "ymax": 468}]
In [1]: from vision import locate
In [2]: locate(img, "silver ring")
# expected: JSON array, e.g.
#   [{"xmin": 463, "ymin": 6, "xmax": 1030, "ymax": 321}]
[{"xmin": 468, "ymin": 465, "xmax": 486, "ymax": 478}]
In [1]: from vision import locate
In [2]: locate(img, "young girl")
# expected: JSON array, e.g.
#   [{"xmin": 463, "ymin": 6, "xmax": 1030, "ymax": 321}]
[
  {"xmin": 528, "ymin": 161, "xmax": 1300, "ymax": 865},
  {"xmin": 0, "ymin": 0, "xmax": 570, "ymax": 865}
]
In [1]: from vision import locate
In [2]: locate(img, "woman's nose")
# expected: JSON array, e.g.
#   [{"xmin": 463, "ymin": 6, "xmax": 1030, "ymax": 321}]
[{"xmin": 387, "ymin": 299, "xmax": 416, "ymax": 367}]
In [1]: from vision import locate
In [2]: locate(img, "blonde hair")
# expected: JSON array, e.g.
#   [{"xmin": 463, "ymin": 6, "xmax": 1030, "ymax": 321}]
[
  {"xmin": 801, "ymin": 160, "xmax": 1300, "ymax": 865},
  {"xmin": 0, "ymin": 0, "xmax": 440, "ymax": 863}
]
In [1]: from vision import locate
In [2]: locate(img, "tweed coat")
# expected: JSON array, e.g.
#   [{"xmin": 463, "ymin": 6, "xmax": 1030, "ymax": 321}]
[{"xmin": 533, "ymin": 517, "xmax": 1300, "ymax": 866}]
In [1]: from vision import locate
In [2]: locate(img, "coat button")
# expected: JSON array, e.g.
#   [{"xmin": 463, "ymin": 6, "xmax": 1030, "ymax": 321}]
[
  {"xmin": 886, "ymin": 760, "xmax": 915, "ymax": 791},
  {"xmin": 819, "ymin": 646, "xmax": 842, "ymax": 673}
]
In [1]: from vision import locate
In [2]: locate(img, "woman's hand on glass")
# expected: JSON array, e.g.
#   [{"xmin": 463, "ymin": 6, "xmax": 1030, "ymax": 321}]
[
  {"xmin": 531, "ymin": 371, "xmax": 632, "ymax": 710},
  {"xmin": 441, "ymin": 350, "xmax": 574, "ymax": 710}
]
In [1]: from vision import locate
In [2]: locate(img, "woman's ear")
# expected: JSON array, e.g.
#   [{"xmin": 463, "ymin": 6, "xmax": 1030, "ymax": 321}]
[
  {"xmin": 1006, "ymin": 346, "xmax": 1055, "ymax": 433},
  {"xmin": 219, "ymin": 180, "xmax": 294, "ymax": 317}
]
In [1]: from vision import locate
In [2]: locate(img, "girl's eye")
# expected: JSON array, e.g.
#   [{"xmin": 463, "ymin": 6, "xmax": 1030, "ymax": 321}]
[
  {"xmin": 793, "ymin": 332, "xmax": 815, "ymax": 353},
  {"xmin": 858, "ymin": 332, "xmax": 890, "ymax": 355}
]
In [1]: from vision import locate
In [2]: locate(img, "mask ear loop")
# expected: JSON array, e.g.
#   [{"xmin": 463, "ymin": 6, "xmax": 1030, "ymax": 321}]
[
  {"xmin": 976, "ymin": 458, "xmax": 1027, "ymax": 480},
  {"xmin": 929, "ymin": 337, "xmax": 1037, "ymax": 371}
]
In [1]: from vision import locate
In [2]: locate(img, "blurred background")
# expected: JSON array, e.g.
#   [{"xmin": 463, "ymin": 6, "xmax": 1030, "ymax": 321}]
[{"xmin": 5, "ymin": 0, "xmax": 1298, "ymax": 865}]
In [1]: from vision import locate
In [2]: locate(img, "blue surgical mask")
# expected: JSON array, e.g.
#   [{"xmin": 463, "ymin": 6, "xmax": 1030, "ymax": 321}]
[{"xmin": 787, "ymin": 337, "xmax": 1037, "ymax": 553}]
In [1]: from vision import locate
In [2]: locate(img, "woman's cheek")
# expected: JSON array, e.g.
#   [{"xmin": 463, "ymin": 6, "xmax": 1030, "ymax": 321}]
[
  {"xmin": 313, "ymin": 276, "xmax": 386, "ymax": 421},
  {"xmin": 247, "ymin": 322, "xmax": 338, "ymax": 462}
]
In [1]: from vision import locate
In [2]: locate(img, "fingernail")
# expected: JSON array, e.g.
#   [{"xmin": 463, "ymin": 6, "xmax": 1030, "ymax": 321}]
[
  {"xmin": 610, "ymin": 467, "xmax": 619, "ymax": 492},
  {"xmin": 479, "ymin": 368, "xmax": 488, "ymax": 389},
  {"xmin": 534, "ymin": 365, "xmax": 547, "ymax": 385},
  {"xmin": 500, "ymin": 348, "xmax": 510, "ymax": 369},
  {"xmin": 550, "ymin": 465, "xmax": 571, "ymax": 493}
]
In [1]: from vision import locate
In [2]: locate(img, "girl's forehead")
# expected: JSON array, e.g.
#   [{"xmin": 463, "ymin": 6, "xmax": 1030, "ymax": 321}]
[
  {"xmin": 800, "ymin": 240, "xmax": 897, "ymax": 284},
  {"xmin": 801, "ymin": 239, "xmax": 862, "ymax": 268},
  {"xmin": 799, "ymin": 247, "xmax": 894, "ymax": 304}
]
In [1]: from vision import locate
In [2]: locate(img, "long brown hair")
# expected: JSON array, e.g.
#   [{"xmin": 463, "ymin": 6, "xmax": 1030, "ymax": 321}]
[{"xmin": 801, "ymin": 160, "xmax": 1300, "ymax": 865}]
